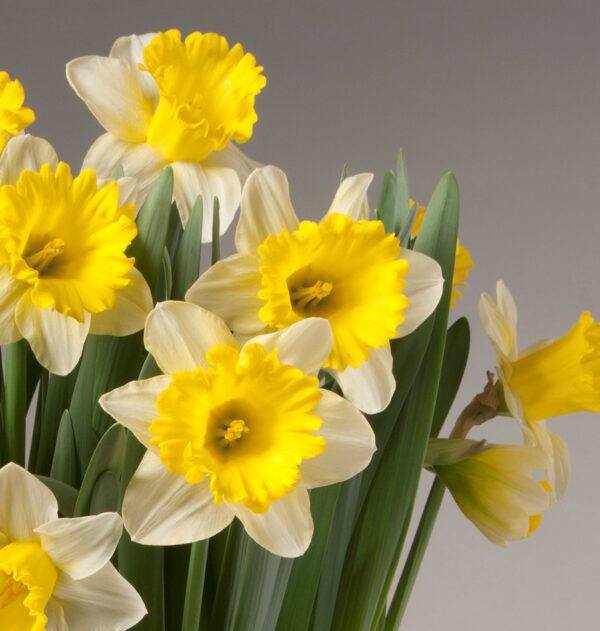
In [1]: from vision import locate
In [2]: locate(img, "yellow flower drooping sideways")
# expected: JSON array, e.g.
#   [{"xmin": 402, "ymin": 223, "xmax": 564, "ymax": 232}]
[
  {"xmin": 408, "ymin": 198, "xmax": 474, "ymax": 308},
  {"xmin": 67, "ymin": 29, "xmax": 266, "ymax": 242},
  {"xmin": 425, "ymin": 438, "xmax": 552, "ymax": 545},
  {"xmin": 0, "ymin": 463, "xmax": 146, "ymax": 629},
  {"xmin": 479, "ymin": 280, "xmax": 578, "ymax": 498},
  {"xmin": 185, "ymin": 166, "xmax": 444, "ymax": 414},
  {"xmin": 100, "ymin": 302, "xmax": 375, "ymax": 557},
  {"xmin": 0, "ymin": 137, "xmax": 152, "ymax": 375},
  {"xmin": 0, "ymin": 71, "xmax": 35, "ymax": 154}
]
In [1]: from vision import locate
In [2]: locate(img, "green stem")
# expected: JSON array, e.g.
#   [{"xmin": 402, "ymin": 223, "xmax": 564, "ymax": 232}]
[
  {"xmin": 384, "ymin": 478, "xmax": 445, "ymax": 630},
  {"xmin": 182, "ymin": 541, "xmax": 209, "ymax": 631},
  {"xmin": 3, "ymin": 340, "xmax": 29, "ymax": 465}
]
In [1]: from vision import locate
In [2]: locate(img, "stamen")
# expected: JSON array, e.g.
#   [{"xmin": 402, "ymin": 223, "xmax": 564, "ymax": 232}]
[
  {"xmin": 290, "ymin": 280, "xmax": 333, "ymax": 310},
  {"xmin": 0, "ymin": 573, "xmax": 25, "ymax": 608},
  {"xmin": 25, "ymin": 238, "xmax": 65, "ymax": 273},
  {"xmin": 220, "ymin": 419, "xmax": 249, "ymax": 446}
]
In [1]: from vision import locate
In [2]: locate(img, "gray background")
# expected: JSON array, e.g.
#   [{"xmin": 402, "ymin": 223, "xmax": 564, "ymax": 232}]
[{"xmin": 2, "ymin": 1, "xmax": 599, "ymax": 628}]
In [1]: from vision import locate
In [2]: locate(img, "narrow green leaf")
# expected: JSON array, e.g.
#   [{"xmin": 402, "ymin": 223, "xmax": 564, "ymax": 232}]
[
  {"xmin": 181, "ymin": 541, "xmax": 209, "ymax": 631},
  {"xmin": 332, "ymin": 172, "xmax": 459, "ymax": 630},
  {"xmin": 164, "ymin": 544, "xmax": 192, "ymax": 631},
  {"xmin": 157, "ymin": 246, "xmax": 173, "ymax": 302},
  {"xmin": 36, "ymin": 475, "xmax": 78, "ymax": 517},
  {"xmin": 376, "ymin": 170, "xmax": 396, "ymax": 234},
  {"xmin": 49, "ymin": 411, "xmax": 79, "ymax": 487},
  {"xmin": 211, "ymin": 198, "xmax": 221, "ymax": 264},
  {"xmin": 172, "ymin": 196, "xmax": 203, "ymax": 300},
  {"xmin": 129, "ymin": 166, "xmax": 174, "ymax": 294},
  {"xmin": 112, "ymin": 164, "xmax": 125, "ymax": 179},
  {"xmin": 394, "ymin": 148, "xmax": 411, "ymax": 234},
  {"xmin": 340, "ymin": 163, "xmax": 349, "ymax": 182},
  {"xmin": 2, "ymin": 340, "xmax": 28, "ymax": 465},
  {"xmin": 276, "ymin": 485, "xmax": 340, "ymax": 631}
]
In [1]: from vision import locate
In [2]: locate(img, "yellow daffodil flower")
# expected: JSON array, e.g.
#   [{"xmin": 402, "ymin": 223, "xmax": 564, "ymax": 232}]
[
  {"xmin": 67, "ymin": 29, "xmax": 266, "ymax": 242},
  {"xmin": 0, "ymin": 71, "xmax": 35, "ymax": 154},
  {"xmin": 426, "ymin": 438, "xmax": 552, "ymax": 545},
  {"xmin": 479, "ymin": 280, "xmax": 576, "ymax": 498},
  {"xmin": 100, "ymin": 302, "xmax": 375, "ymax": 557},
  {"xmin": 0, "ymin": 463, "xmax": 146, "ymax": 629},
  {"xmin": 185, "ymin": 166, "xmax": 444, "ymax": 414},
  {"xmin": 409, "ymin": 199, "xmax": 473, "ymax": 308},
  {"xmin": 0, "ymin": 135, "xmax": 152, "ymax": 375}
]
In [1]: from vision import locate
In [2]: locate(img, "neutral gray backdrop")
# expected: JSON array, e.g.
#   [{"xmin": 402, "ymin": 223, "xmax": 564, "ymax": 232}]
[{"xmin": 2, "ymin": 1, "xmax": 599, "ymax": 628}]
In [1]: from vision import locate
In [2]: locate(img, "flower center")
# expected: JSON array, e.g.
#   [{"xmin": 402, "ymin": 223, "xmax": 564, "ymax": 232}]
[
  {"xmin": 151, "ymin": 343, "xmax": 325, "ymax": 512},
  {"xmin": 0, "ymin": 162, "xmax": 137, "ymax": 322},
  {"xmin": 0, "ymin": 71, "xmax": 35, "ymax": 153},
  {"xmin": 141, "ymin": 30, "xmax": 266, "ymax": 164},
  {"xmin": 0, "ymin": 541, "xmax": 58, "ymax": 630},
  {"xmin": 258, "ymin": 214, "xmax": 410, "ymax": 371}
]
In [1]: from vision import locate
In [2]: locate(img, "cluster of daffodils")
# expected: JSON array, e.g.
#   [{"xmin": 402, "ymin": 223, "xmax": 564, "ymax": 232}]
[{"xmin": 0, "ymin": 27, "xmax": 596, "ymax": 631}]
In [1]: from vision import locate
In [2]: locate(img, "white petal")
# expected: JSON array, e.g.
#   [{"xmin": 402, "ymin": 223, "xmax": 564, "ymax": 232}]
[
  {"xmin": 144, "ymin": 301, "xmax": 237, "ymax": 374},
  {"xmin": 235, "ymin": 165, "xmax": 300, "ymax": 254},
  {"xmin": 46, "ymin": 599, "xmax": 68, "ymax": 631},
  {"xmin": 396, "ymin": 249, "xmax": 444, "ymax": 337},
  {"xmin": 479, "ymin": 292, "xmax": 517, "ymax": 360},
  {"xmin": 99, "ymin": 375, "xmax": 172, "ymax": 449},
  {"xmin": 89, "ymin": 268, "xmax": 152, "ymax": 336},
  {"xmin": 185, "ymin": 253, "xmax": 264, "ymax": 335},
  {"xmin": 0, "ymin": 267, "xmax": 27, "ymax": 344},
  {"xmin": 123, "ymin": 451, "xmax": 233, "ymax": 545},
  {"xmin": 549, "ymin": 431, "xmax": 571, "ymax": 500},
  {"xmin": 109, "ymin": 33, "xmax": 159, "ymax": 106},
  {"xmin": 0, "ymin": 134, "xmax": 59, "ymax": 185},
  {"xmin": 496, "ymin": 280, "xmax": 518, "ymax": 341},
  {"xmin": 325, "ymin": 173, "xmax": 373, "ymax": 220},
  {"xmin": 0, "ymin": 463, "xmax": 58, "ymax": 540},
  {"xmin": 171, "ymin": 161, "xmax": 241, "ymax": 240},
  {"xmin": 301, "ymin": 389, "xmax": 375, "ymax": 487},
  {"xmin": 15, "ymin": 300, "xmax": 90, "ymax": 376},
  {"xmin": 247, "ymin": 318, "xmax": 333, "ymax": 376},
  {"xmin": 233, "ymin": 487, "xmax": 313, "ymax": 558},
  {"xmin": 116, "ymin": 176, "xmax": 139, "ymax": 207},
  {"xmin": 36, "ymin": 513, "xmax": 122, "ymax": 580},
  {"xmin": 53, "ymin": 562, "xmax": 146, "ymax": 630},
  {"xmin": 83, "ymin": 133, "xmax": 166, "ymax": 199},
  {"xmin": 203, "ymin": 142, "xmax": 262, "ymax": 181},
  {"xmin": 66, "ymin": 56, "xmax": 153, "ymax": 142},
  {"xmin": 328, "ymin": 345, "xmax": 395, "ymax": 414}
]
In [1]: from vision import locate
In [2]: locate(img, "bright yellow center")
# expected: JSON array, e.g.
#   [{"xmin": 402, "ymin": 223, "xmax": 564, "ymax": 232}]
[
  {"xmin": 0, "ymin": 71, "xmax": 35, "ymax": 154},
  {"xmin": 151, "ymin": 343, "xmax": 325, "ymax": 513},
  {"xmin": 0, "ymin": 541, "xmax": 58, "ymax": 630},
  {"xmin": 141, "ymin": 30, "xmax": 266, "ymax": 163},
  {"xmin": 0, "ymin": 162, "xmax": 137, "ymax": 321},
  {"xmin": 257, "ymin": 213, "xmax": 409, "ymax": 371},
  {"xmin": 506, "ymin": 311, "xmax": 600, "ymax": 420},
  {"xmin": 450, "ymin": 240, "xmax": 474, "ymax": 309}
]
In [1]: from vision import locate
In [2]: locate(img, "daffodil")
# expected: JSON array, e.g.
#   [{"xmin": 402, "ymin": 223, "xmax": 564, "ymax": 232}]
[
  {"xmin": 0, "ymin": 135, "xmax": 152, "ymax": 375},
  {"xmin": 0, "ymin": 71, "xmax": 35, "ymax": 154},
  {"xmin": 425, "ymin": 438, "xmax": 552, "ymax": 545},
  {"xmin": 185, "ymin": 166, "xmax": 443, "ymax": 414},
  {"xmin": 0, "ymin": 463, "xmax": 146, "ymax": 629},
  {"xmin": 67, "ymin": 29, "xmax": 266, "ymax": 241},
  {"xmin": 100, "ymin": 301, "xmax": 375, "ymax": 557},
  {"xmin": 408, "ymin": 199, "xmax": 473, "ymax": 308},
  {"xmin": 479, "ymin": 280, "xmax": 578, "ymax": 497}
]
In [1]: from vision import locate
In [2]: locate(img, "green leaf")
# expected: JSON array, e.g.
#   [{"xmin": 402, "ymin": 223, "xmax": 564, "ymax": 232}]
[
  {"xmin": 332, "ymin": 172, "xmax": 459, "ymax": 630},
  {"xmin": 2, "ymin": 340, "xmax": 28, "ymax": 465},
  {"xmin": 376, "ymin": 170, "xmax": 396, "ymax": 233},
  {"xmin": 181, "ymin": 541, "xmax": 208, "ymax": 631},
  {"xmin": 49, "ymin": 411, "xmax": 79, "ymax": 487},
  {"xmin": 276, "ymin": 485, "xmax": 340, "ymax": 631},
  {"xmin": 211, "ymin": 198, "xmax": 221, "ymax": 264},
  {"xmin": 394, "ymin": 148, "xmax": 411, "ymax": 234},
  {"xmin": 112, "ymin": 164, "xmax": 125, "ymax": 179},
  {"xmin": 172, "ymin": 196, "xmax": 204, "ymax": 300},
  {"xmin": 36, "ymin": 475, "xmax": 78, "ymax": 517},
  {"xmin": 129, "ymin": 166, "xmax": 174, "ymax": 294}
]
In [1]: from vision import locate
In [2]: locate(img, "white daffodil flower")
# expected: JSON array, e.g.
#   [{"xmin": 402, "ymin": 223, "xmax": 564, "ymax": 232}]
[
  {"xmin": 0, "ymin": 134, "xmax": 152, "ymax": 375},
  {"xmin": 479, "ymin": 280, "xmax": 574, "ymax": 498},
  {"xmin": 100, "ymin": 301, "xmax": 375, "ymax": 558},
  {"xmin": 185, "ymin": 165, "xmax": 444, "ymax": 414},
  {"xmin": 0, "ymin": 463, "xmax": 146, "ymax": 629},
  {"xmin": 66, "ymin": 29, "xmax": 266, "ymax": 242}
]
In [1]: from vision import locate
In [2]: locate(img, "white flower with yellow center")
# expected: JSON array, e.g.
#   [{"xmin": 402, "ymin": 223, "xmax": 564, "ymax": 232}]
[
  {"xmin": 0, "ymin": 463, "xmax": 146, "ymax": 629},
  {"xmin": 0, "ymin": 71, "xmax": 35, "ymax": 154},
  {"xmin": 0, "ymin": 135, "xmax": 152, "ymax": 375},
  {"xmin": 100, "ymin": 301, "xmax": 375, "ymax": 557},
  {"xmin": 185, "ymin": 166, "xmax": 443, "ymax": 414},
  {"xmin": 67, "ymin": 29, "xmax": 266, "ymax": 241},
  {"xmin": 479, "ymin": 280, "xmax": 576, "ymax": 498},
  {"xmin": 426, "ymin": 438, "xmax": 552, "ymax": 545}
]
